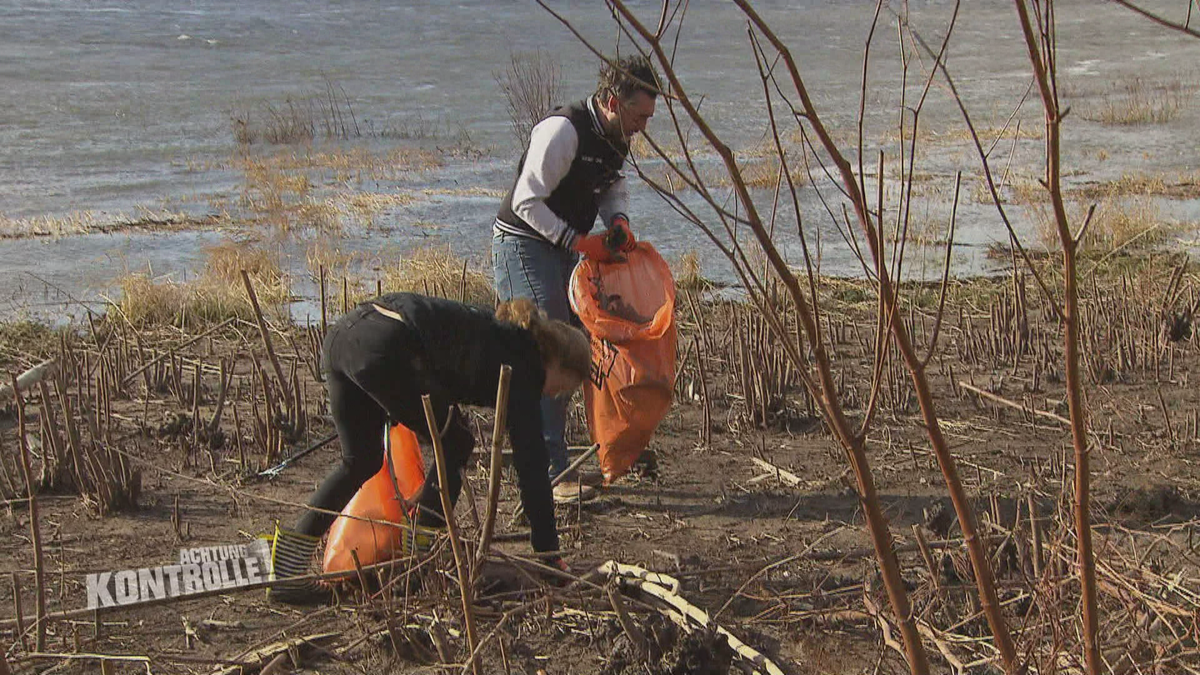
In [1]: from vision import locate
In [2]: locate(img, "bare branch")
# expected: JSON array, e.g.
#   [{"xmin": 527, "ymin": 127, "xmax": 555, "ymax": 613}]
[{"xmin": 1108, "ymin": 0, "xmax": 1200, "ymax": 38}]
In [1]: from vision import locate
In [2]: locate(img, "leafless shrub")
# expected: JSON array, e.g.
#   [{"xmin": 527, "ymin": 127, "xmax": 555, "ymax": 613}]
[
  {"xmin": 382, "ymin": 245, "xmax": 496, "ymax": 307},
  {"xmin": 495, "ymin": 49, "xmax": 564, "ymax": 146},
  {"xmin": 230, "ymin": 77, "xmax": 362, "ymax": 145},
  {"xmin": 112, "ymin": 240, "xmax": 290, "ymax": 329}
]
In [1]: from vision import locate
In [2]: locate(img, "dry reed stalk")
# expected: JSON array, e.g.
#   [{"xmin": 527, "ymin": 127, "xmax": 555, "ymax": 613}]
[
  {"xmin": 36, "ymin": 380, "xmax": 66, "ymax": 491},
  {"xmin": 11, "ymin": 375, "xmax": 47, "ymax": 651},
  {"xmin": 11, "ymin": 573, "xmax": 25, "ymax": 652},
  {"xmin": 476, "ymin": 365, "xmax": 512, "ymax": 576},
  {"xmin": 233, "ymin": 393, "xmax": 247, "ymax": 470},
  {"xmin": 912, "ymin": 525, "xmax": 941, "ymax": 596},
  {"xmin": 207, "ymin": 358, "xmax": 231, "ymax": 441},
  {"xmin": 241, "ymin": 270, "xmax": 292, "ymax": 408},
  {"xmin": 319, "ymin": 266, "xmax": 328, "ymax": 331},
  {"xmin": 693, "ymin": 337, "xmax": 712, "ymax": 447},
  {"xmin": 421, "ymin": 395, "xmax": 479, "ymax": 675}
]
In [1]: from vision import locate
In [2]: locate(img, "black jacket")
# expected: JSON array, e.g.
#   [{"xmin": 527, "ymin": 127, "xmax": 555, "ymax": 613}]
[{"xmin": 371, "ymin": 293, "xmax": 558, "ymax": 553}]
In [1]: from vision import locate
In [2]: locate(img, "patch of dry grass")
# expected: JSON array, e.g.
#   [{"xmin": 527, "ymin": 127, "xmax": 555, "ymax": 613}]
[
  {"xmin": 244, "ymin": 147, "xmax": 442, "ymax": 180},
  {"xmin": 0, "ymin": 212, "xmax": 99, "ymax": 238},
  {"xmin": 381, "ymin": 245, "xmax": 495, "ymax": 307},
  {"xmin": 1070, "ymin": 171, "xmax": 1200, "ymax": 201},
  {"xmin": 672, "ymin": 249, "xmax": 707, "ymax": 291},
  {"xmin": 420, "ymin": 187, "xmax": 505, "ymax": 199},
  {"xmin": 233, "ymin": 147, "xmax": 450, "ymax": 231},
  {"xmin": 1024, "ymin": 194, "xmax": 1176, "ymax": 254},
  {"xmin": 1084, "ymin": 76, "xmax": 1194, "ymax": 126},
  {"xmin": 928, "ymin": 123, "xmax": 1044, "ymax": 145},
  {"xmin": 0, "ymin": 208, "xmax": 225, "ymax": 239},
  {"xmin": 236, "ymin": 154, "xmax": 340, "ymax": 231},
  {"xmin": 304, "ymin": 238, "xmax": 378, "ymax": 284},
  {"xmin": 1006, "ymin": 171, "xmax": 1184, "ymax": 254},
  {"xmin": 628, "ymin": 134, "xmax": 689, "ymax": 163},
  {"xmin": 112, "ymin": 240, "xmax": 290, "ymax": 328}
]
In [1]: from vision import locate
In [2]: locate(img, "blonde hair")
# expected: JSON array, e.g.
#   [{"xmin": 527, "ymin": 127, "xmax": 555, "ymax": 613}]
[{"xmin": 496, "ymin": 299, "xmax": 591, "ymax": 382}]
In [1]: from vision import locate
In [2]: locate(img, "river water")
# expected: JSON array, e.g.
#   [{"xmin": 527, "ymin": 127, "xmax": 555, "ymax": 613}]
[{"xmin": 1, "ymin": 0, "xmax": 1198, "ymax": 320}]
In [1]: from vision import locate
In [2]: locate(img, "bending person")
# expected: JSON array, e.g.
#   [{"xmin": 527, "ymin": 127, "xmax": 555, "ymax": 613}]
[{"xmin": 270, "ymin": 292, "xmax": 590, "ymax": 604}]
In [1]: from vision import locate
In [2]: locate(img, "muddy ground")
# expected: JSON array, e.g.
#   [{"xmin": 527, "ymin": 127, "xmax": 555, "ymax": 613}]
[{"xmin": 2, "ymin": 252, "xmax": 1200, "ymax": 674}]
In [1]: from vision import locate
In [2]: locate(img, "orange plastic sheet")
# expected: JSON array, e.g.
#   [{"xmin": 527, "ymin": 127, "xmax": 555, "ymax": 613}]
[
  {"xmin": 322, "ymin": 423, "xmax": 425, "ymax": 574},
  {"xmin": 569, "ymin": 242, "xmax": 677, "ymax": 483}
]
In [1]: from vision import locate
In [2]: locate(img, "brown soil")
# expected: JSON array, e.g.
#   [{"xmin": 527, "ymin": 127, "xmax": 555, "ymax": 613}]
[{"xmin": 2, "ymin": 254, "xmax": 1200, "ymax": 674}]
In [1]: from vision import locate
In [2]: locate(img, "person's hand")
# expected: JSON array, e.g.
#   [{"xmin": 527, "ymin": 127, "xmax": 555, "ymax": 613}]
[
  {"xmin": 607, "ymin": 216, "xmax": 637, "ymax": 253},
  {"xmin": 573, "ymin": 233, "xmax": 616, "ymax": 262}
]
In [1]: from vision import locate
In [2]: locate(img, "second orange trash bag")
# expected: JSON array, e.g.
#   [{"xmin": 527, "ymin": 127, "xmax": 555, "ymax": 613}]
[
  {"xmin": 322, "ymin": 423, "xmax": 425, "ymax": 575},
  {"xmin": 569, "ymin": 242, "xmax": 677, "ymax": 484}
]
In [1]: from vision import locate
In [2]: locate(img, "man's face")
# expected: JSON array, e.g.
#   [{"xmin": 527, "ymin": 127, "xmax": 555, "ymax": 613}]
[{"xmin": 604, "ymin": 90, "xmax": 656, "ymax": 141}]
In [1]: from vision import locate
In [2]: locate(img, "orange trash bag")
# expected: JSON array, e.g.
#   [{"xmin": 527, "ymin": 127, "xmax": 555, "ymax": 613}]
[
  {"xmin": 569, "ymin": 242, "xmax": 677, "ymax": 484},
  {"xmin": 322, "ymin": 423, "xmax": 425, "ymax": 575}
]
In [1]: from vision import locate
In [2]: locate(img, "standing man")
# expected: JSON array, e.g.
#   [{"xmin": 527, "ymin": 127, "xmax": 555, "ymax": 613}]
[{"xmin": 492, "ymin": 54, "xmax": 659, "ymax": 503}]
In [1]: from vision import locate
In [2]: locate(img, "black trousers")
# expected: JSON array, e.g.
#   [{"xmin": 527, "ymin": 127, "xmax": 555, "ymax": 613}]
[{"xmin": 294, "ymin": 306, "xmax": 475, "ymax": 539}]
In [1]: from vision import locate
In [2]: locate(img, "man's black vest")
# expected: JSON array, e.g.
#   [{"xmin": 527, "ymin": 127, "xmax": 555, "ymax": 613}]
[{"xmin": 496, "ymin": 98, "xmax": 628, "ymax": 244}]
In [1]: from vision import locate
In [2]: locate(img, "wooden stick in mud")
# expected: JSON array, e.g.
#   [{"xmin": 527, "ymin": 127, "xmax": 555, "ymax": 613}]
[
  {"xmin": 958, "ymin": 381, "xmax": 1069, "ymax": 426},
  {"xmin": 509, "ymin": 442, "xmax": 601, "ymax": 523},
  {"xmin": 476, "ymin": 365, "xmax": 512, "ymax": 576},
  {"xmin": 421, "ymin": 394, "xmax": 479, "ymax": 675},
  {"xmin": 552, "ymin": 444, "xmax": 600, "ymax": 489},
  {"xmin": 11, "ymin": 573, "xmax": 25, "ymax": 651},
  {"xmin": 0, "ymin": 360, "xmax": 56, "ymax": 406},
  {"xmin": 608, "ymin": 584, "xmax": 649, "ymax": 660},
  {"xmin": 11, "ymin": 374, "xmax": 47, "ymax": 651},
  {"xmin": 241, "ymin": 271, "xmax": 292, "ymax": 407}
]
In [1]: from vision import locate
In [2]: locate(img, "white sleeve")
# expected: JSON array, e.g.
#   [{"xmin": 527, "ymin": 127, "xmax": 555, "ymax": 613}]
[
  {"xmin": 597, "ymin": 173, "xmax": 629, "ymax": 228},
  {"xmin": 512, "ymin": 117, "xmax": 579, "ymax": 248}
]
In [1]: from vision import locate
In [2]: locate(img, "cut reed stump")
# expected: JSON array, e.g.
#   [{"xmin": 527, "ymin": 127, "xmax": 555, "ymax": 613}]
[{"xmin": 11, "ymin": 374, "xmax": 47, "ymax": 651}]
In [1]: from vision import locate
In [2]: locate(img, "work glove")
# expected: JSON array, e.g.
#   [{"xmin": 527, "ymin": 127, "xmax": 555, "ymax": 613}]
[
  {"xmin": 573, "ymin": 233, "xmax": 616, "ymax": 262},
  {"xmin": 607, "ymin": 215, "xmax": 637, "ymax": 253}
]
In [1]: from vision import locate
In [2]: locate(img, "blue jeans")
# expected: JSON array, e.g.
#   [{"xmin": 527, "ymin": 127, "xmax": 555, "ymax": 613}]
[{"xmin": 492, "ymin": 230, "xmax": 577, "ymax": 479}]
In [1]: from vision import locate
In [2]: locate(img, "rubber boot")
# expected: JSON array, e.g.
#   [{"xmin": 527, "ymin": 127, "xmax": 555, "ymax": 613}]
[{"xmin": 266, "ymin": 525, "xmax": 331, "ymax": 606}]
